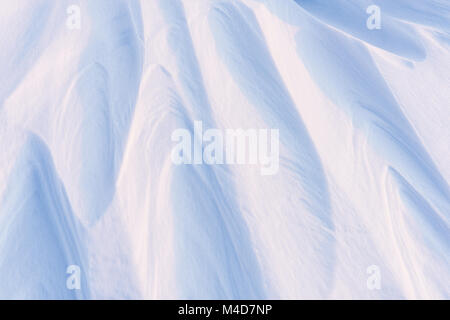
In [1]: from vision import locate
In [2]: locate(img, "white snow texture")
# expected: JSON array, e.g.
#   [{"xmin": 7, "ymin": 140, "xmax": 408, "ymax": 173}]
[{"xmin": 0, "ymin": 0, "xmax": 449, "ymax": 299}]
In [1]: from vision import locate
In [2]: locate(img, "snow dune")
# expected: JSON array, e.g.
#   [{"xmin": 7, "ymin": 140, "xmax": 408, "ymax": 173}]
[{"xmin": 0, "ymin": 0, "xmax": 448, "ymax": 299}]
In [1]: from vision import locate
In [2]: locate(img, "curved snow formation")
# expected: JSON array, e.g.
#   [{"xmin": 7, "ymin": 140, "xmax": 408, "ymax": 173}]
[{"xmin": 0, "ymin": 0, "xmax": 448, "ymax": 299}]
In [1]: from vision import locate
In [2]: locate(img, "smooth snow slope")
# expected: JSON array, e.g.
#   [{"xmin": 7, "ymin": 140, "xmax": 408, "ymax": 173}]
[{"xmin": 0, "ymin": 0, "xmax": 448, "ymax": 299}]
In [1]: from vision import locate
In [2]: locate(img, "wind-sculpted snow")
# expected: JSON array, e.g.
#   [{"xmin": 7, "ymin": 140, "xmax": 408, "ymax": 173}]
[
  {"xmin": 0, "ymin": 133, "xmax": 88, "ymax": 299},
  {"xmin": 72, "ymin": 0, "xmax": 143, "ymax": 225},
  {"xmin": 293, "ymin": 10, "xmax": 450, "ymax": 216},
  {"xmin": 142, "ymin": 0, "xmax": 266, "ymax": 298},
  {"xmin": 208, "ymin": 1, "xmax": 335, "ymax": 297},
  {"xmin": 0, "ymin": 1, "xmax": 54, "ymax": 104},
  {"xmin": 0, "ymin": 0, "xmax": 448, "ymax": 299}
]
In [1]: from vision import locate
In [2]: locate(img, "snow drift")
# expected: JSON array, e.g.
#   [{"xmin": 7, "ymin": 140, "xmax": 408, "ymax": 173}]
[{"xmin": 0, "ymin": 0, "xmax": 448, "ymax": 299}]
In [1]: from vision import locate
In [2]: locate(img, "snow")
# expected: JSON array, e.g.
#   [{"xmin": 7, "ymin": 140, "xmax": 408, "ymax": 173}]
[{"xmin": 0, "ymin": 0, "xmax": 448, "ymax": 299}]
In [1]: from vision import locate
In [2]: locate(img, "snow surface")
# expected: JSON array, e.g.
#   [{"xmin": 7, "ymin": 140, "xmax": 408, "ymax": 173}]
[{"xmin": 0, "ymin": 0, "xmax": 448, "ymax": 299}]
